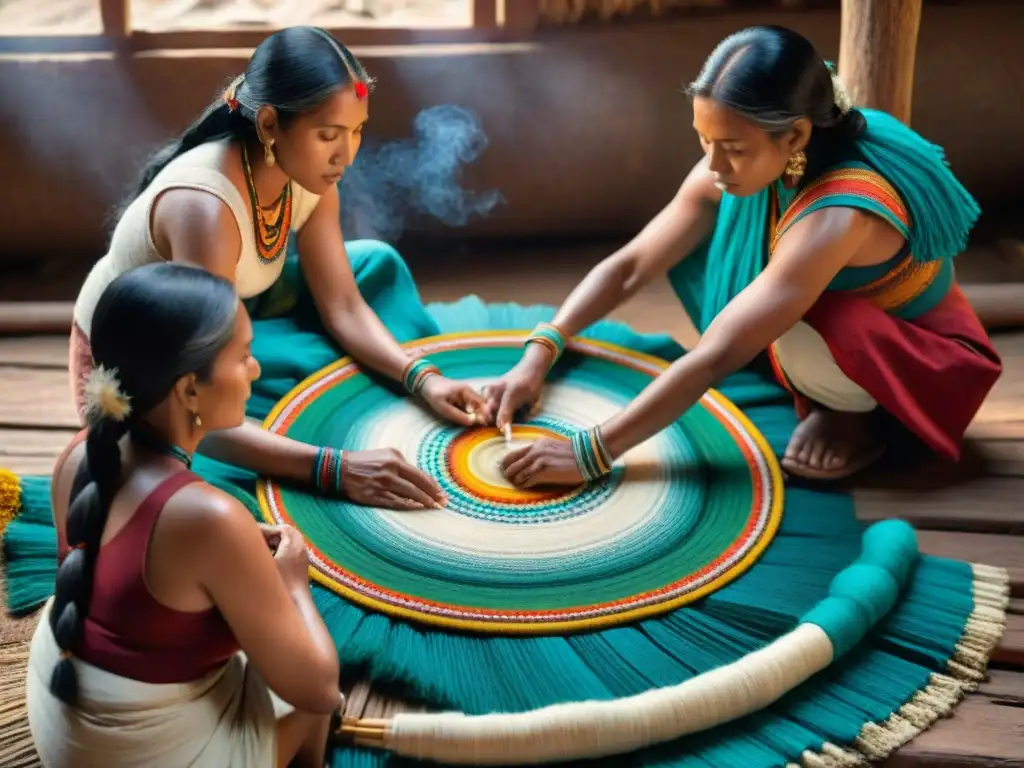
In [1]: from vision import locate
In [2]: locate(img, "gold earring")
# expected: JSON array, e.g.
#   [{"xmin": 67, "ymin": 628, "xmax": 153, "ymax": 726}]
[
  {"xmin": 264, "ymin": 139, "xmax": 276, "ymax": 168},
  {"xmin": 784, "ymin": 150, "xmax": 806, "ymax": 182}
]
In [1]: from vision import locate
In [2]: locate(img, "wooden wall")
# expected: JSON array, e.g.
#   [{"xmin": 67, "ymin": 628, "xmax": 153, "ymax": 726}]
[{"xmin": 0, "ymin": 2, "xmax": 1021, "ymax": 264}]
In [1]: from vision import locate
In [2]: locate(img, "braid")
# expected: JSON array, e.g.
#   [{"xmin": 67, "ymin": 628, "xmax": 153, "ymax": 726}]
[{"xmin": 48, "ymin": 416, "xmax": 128, "ymax": 705}]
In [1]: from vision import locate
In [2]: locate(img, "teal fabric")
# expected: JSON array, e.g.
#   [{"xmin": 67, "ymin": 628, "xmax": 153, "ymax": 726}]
[
  {"xmin": 668, "ymin": 108, "xmax": 980, "ymax": 333},
  {"xmin": 1, "ymin": 239, "xmax": 984, "ymax": 767}
]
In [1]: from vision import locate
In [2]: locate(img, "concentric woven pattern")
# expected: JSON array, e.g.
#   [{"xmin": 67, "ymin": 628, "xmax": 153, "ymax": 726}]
[{"xmin": 258, "ymin": 332, "xmax": 784, "ymax": 635}]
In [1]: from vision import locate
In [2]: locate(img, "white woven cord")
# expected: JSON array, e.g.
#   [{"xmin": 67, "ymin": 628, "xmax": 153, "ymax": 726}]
[{"xmin": 386, "ymin": 623, "xmax": 834, "ymax": 764}]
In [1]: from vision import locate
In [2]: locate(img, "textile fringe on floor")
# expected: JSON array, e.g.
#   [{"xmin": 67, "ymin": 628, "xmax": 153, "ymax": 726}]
[{"xmin": 789, "ymin": 563, "xmax": 1010, "ymax": 768}]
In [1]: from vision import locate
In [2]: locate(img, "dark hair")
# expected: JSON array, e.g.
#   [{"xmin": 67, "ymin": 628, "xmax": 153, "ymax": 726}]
[
  {"xmin": 48, "ymin": 263, "xmax": 239, "ymax": 705},
  {"xmin": 688, "ymin": 26, "xmax": 866, "ymax": 170},
  {"xmin": 130, "ymin": 26, "xmax": 372, "ymax": 200}
]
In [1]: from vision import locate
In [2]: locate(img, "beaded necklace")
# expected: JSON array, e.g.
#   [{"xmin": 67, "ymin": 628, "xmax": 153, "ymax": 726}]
[
  {"xmin": 131, "ymin": 426, "xmax": 193, "ymax": 470},
  {"xmin": 242, "ymin": 142, "xmax": 292, "ymax": 265}
]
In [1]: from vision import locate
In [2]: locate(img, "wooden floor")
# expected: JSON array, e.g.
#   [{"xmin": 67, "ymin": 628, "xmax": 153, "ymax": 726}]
[{"xmin": 1, "ymin": 242, "xmax": 1022, "ymax": 766}]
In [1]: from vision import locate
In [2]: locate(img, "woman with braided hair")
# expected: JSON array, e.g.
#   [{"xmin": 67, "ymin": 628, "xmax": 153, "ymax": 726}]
[
  {"xmin": 71, "ymin": 25, "xmax": 481, "ymax": 512},
  {"xmin": 28, "ymin": 263, "xmax": 342, "ymax": 767},
  {"xmin": 486, "ymin": 25, "xmax": 1002, "ymax": 485}
]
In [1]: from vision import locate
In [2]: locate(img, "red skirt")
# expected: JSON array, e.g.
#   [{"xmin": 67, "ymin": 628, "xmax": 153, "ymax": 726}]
[{"xmin": 774, "ymin": 285, "xmax": 1002, "ymax": 462}]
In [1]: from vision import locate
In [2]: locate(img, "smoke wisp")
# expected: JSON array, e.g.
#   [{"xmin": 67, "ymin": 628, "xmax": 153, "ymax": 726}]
[{"xmin": 338, "ymin": 104, "xmax": 504, "ymax": 241}]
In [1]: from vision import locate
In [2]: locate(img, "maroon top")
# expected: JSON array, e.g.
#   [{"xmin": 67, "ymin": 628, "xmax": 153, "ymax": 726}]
[{"xmin": 57, "ymin": 464, "xmax": 241, "ymax": 684}]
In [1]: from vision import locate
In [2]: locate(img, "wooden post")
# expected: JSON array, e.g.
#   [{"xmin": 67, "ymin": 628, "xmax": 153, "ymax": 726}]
[
  {"xmin": 501, "ymin": 0, "xmax": 540, "ymax": 30},
  {"xmin": 99, "ymin": 0, "xmax": 131, "ymax": 47},
  {"xmin": 837, "ymin": 0, "xmax": 922, "ymax": 124},
  {"xmin": 473, "ymin": 0, "xmax": 498, "ymax": 29}
]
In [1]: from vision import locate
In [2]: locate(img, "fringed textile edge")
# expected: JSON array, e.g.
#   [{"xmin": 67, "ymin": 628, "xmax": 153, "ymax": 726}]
[
  {"xmin": 788, "ymin": 563, "xmax": 1010, "ymax": 768},
  {"xmin": 0, "ymin": 642, "xmax": 35, "ymax": 768},
  {"xmin": 0, "ymin": 468, "xmax": 21, "ymax": 543}
]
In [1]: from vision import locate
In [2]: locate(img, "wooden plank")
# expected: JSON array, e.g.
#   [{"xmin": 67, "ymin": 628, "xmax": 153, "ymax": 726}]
[
  {"xmin": 993, "ymin": 613, "xmax": 1024, "ymax": 668},
  {"xmin": 0, "ymin": 368, "xmax": 78, "ymax": 430},
  {"xmin": 962, "ymin": 283, "xmax": 1024, "ymax": 332},
  {"xmin": 0, "ymin": 428, "xmax": 77, "ymax": 457},
  {"xmin": 0, "ymin": 455, "xmax": 59, "ymax": 475},
  {"xmin": 970, "ymin": 334, "xmax": 1024, "ymax": 436},
  {"xmin": 0, "ymin": 337, "xmax": 67, "ymax": 369},
  {"xmin": 966, "ymin": 438, "xmax": 1024, "ymax": 477},
  {"xmin": 128, "ymin": 26, "xmax": 518, "ymax": 52},
  {"xmin": 855, "ymin": 475, "xmax": 1024, "ymax": 535},
  {"xmin": 916, "ymin": 530, "xmax": 1024, "ymax": 597},
  {"xmin": 882, "ymin": 690, "xmax": 1024, "ymax": 767},
  {"xmin": 974, "ymin": 669, "xmax": 1024, "ymax": 704},
  {"xmin": 0, "ymin": 304, "xmax": 72, "ymax": 336}
]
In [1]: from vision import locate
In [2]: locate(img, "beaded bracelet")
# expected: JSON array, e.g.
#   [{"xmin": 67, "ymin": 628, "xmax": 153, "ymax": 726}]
[
  {"xmin": 525, "ymin": 322, "xmax": 567, "ymax": 365},
  {"xmin": 570, "ymin": 426, "xmax": 613, "ymax": 483},
  {"xmin": 402, "ymin": 357, "xmax": 441, "ymax": 396},
  {"xmin": 311, "ymin": 446, "xmax": 346, "ymax": 496}
]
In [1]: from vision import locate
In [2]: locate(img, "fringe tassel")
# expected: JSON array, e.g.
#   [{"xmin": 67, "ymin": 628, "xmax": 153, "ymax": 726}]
[
  {"xmin": 0, "ymin": 468, "xmax": 22, "ymax": 541},
  {"xmin": 0, "ymin": 641, "xmax": 34, "ymax": 768},
  {"xmin": 0, "ymin": 468, "xmax": 39, "ymax": 767},
  {"xmin": 797, "ymin": 563, "xmax": 1010, "ymax": 767}
]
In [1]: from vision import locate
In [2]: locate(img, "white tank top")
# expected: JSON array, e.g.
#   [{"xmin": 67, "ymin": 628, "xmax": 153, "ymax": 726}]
[{"xmin": 73, "ymin": 138, "xmax": 321, "ymax": 337}]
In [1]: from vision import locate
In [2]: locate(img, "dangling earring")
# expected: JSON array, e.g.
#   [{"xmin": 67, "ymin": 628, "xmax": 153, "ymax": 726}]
[
  {"xmin": 263, "ymin": 139, "xmax": 276, "ymax": 168},
  {"xmin": 784, "ymin": 150, "xmax": 806, "ymax": 183},
  {"xmin": 192, "ymin": 412, "xmax": 203, "ymax": 429}
]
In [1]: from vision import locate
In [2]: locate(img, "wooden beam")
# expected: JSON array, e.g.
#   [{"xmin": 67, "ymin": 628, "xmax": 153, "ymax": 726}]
[{"xmin": 837, "ymin": 0, "xmax": 923, "ymax": 124}]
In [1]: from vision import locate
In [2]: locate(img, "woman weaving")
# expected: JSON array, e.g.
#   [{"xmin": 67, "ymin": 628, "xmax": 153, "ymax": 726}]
[
  {"xmin": 28, "ymin": 264, "xmax": 341, "ymax": 767},
  {"xmin": 489, "ymin": 26, "xmax": 1002, "ymax": 484},
  {"xmin": 71, "ymin": 25, "xmax": 481, "ymax": 511}
]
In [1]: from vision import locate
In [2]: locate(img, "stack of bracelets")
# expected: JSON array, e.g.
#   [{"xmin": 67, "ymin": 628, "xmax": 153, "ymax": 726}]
[
  {"xmin": 570, "ymin": 425, "xmax": 614, "ymax": 482},
  {"xmin": 524, "ymin": 322, "xmax": 567, "ymax": 367},
  {"xmin": 402, "ymin": 357, "xmax": 441, "ymax": 396},
  {"xmin": 311, "ymin": 445, "xmax": 346, "ymax": 496},
  {"xmin": 527, "ymin": 323, "xmax": 613, "ymax": 483}
]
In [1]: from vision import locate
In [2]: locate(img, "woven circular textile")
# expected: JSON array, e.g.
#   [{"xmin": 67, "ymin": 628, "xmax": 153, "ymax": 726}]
[{"xmin": 258, "ymin": 332, "xmax": 784, "ymax": 635}]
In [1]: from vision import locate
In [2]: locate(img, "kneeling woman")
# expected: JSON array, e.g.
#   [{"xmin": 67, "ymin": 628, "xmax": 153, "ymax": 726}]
[
  {"xmin": 488, "ymin": 26, "xmax": 1002, "ymax": 484},
  {"xmin": 29, "ymin": 264, "xmax": 341, "ymax": 767},
  {"xmin": 71, "ymin": 25, "xmax": 480, "ymax": 511}
]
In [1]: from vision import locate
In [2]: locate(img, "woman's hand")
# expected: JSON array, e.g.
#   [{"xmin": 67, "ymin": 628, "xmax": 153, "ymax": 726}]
[
  {"xmin": 500, "ymin": 437, "xmax": 584, "ymax": 488},
  {"xmin": 343, "ymin": 448, "xmax": 447, "ymax": 510},
  {"xmin": 418, "ymin": 375, "xmax": 487, "ymax": 426},
  {"xmin": 258, "ymin": 524, "xmax": 311, "ymax": 591},
  {"xmin": 481, "ymin": 349, "xmax": 552, "ymax": 429}
]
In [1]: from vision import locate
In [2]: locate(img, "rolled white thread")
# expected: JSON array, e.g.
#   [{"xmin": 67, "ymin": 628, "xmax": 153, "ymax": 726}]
[{"xmin": 387, "ymin": 623, "xmax": 834, "ymax": 765}]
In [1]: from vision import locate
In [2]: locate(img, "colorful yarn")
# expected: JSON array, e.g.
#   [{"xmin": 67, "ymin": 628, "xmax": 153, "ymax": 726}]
[
  {"xmin": 257, "ymin": 333, "xmax": 783, "ymax": 634},
  {"xmin": 311, "ymin": 446, "xmax": 345, "ymax": 496},
  {"xmin": 0, "ymin": 467, "xmax": 21, "ymax": 541},
  {"xmin": 570, "ymin": 426, "xmax": 612, "ymax": 482},
  {"xmin": 525, "ymin": 322, "xmax": 567, "ymax": 365},
  {"xmin": 402, "ymin": 357, "xmax": 440, "ymax": 395}
]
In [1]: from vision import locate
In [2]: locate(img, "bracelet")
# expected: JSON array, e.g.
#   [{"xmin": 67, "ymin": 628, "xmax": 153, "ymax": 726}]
[
  {"xmin": 312, "ymin": 446, "xmax": 346, "ymax": 496},
  {"xmin": 570, "ymin": 426, "xmax": 613, "ymax": 483},
  {"xmin": 525, "ymin": 322, "xmax": 567, "ymax": 365},
  {"xmin": 402, "ymin": 357, "xmax": 441, "ymax": 396}
]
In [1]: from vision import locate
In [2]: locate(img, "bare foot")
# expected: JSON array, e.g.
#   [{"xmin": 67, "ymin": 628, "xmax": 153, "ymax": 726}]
[{"xmin": 781, "ymin": 406, "xmax": 884, "ymax": 480}]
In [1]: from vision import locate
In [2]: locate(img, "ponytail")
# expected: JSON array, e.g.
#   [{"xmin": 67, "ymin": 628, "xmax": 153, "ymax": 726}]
[
  {"xmin": 133, "ymin": 100, "xmax": 252, "ymax": 198},
  {"xmin": 48, "ymin": 416, "xmax": 128, "ymax": 705}
]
